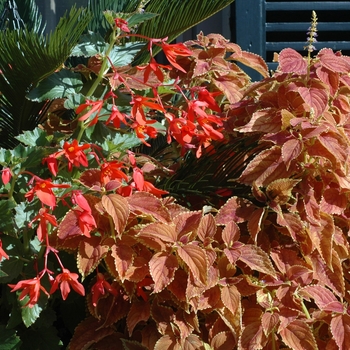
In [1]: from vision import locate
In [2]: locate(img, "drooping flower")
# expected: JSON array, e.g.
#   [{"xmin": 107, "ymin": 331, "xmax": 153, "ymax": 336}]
[
  {"xmin": 106, "ymin": 105, "xmax": 128, "ymax": 128},
  {"xmin": 1, "ymin": 168, "xmax": 12, "ymax": 185},
  {"xmin": 130, "ymin": 95, "xmax": 165, "ymax": 125},
  {"xmin": 76, "ymin": 99, "xmax": 104, "ymax": 125},
  {"xmin": 91, "ymin": 272, "xmax": 118, "ymax": 307},
  {"xmin": 100, "ymin": 161, "xmax": 129, "ymax": 185},
  {"xmin": 161, "ymin": 42, "xmax": 193, "ymax": 73},
  {"xmin": 29, "ymin": 208, "xmax": 58, "ymax": 242},
  {"xmin": 137, "ymin": 57, "xmax": 172, "ymax": 83},
  {"xmin": 50, "ymin": 268, "xmax": 85, "ymax": 300},
  {"xmin": 0, "ymin": 239, "xmax": 9, "ymax": 261},
  {"xmin": 25, "ymin": 177, "xmax": 70, "ymax": 208},
  {"xmin": 131, "ymin": 119, "xmax": 158, "ymax": 146},
  {"xmin": 9, "ymin": 278, "xmax": 49, "ymax": 308}
]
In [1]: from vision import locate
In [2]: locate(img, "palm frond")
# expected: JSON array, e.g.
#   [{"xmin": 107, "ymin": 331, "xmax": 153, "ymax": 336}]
[
  {"xmin": 0, "ymin": 6, "xmax": 92, "ymax": 148},
  {"xmin": 133, "ymin": 0, "xmax": 235, "ymax": 63}
]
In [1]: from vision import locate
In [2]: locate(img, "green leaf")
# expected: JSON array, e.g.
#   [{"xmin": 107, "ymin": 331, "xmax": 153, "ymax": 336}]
[
  {"xmin": 0, "ymin": 259, "xmax": 24, "ymax": 284},
  {"xmin": 64, "ymin": 93, "xmax": 86, "ymax": 110},
  {"xmin": 71, "ymin": 31, "xmax": 107, "ymax": 57},
  {"xmin": 14, "ymin": 202, "xmax": 37, "ymax": 230},
  {"xmin": 0, "ymin": 325, "xmax": 22, "ymax": 350},
  {"xmin": 0, "ymin": 200, "xmax": 16, "ymax": 233},
  {"xmin": 126, "ymin": 12, "xmax": 159, "ymax": 27},
  {"xmin": 27, "ymin": 70, "xmax": 84, "ymax": 102},
  {"xmin": 0, "ymin": 269, "xmax": 8, "ymax": 278},
  {"xmin": 109, "ymin": 42, "xmax": 146, "ymax": 67},
  {"xmin": 15, "ymin": 128, "xmax": 50, "ymax": 147},
  {"xmin": 20, "ymin": 295, "xmax": 47, "ymax": 328}
]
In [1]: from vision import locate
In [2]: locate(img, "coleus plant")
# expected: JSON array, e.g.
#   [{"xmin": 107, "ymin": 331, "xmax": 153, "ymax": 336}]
[{"xmin": 0, "ymin": 8, "xmax": 350, "ymax": 350}]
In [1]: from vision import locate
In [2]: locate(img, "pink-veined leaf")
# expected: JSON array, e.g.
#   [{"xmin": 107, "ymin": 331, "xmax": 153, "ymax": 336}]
[
  {"xmin": 261, "ymin": 312, "xmax": 279, "ymax": 336},
  {"xmin": 299, "ymin": 285, "xmax": 343, "ymax": 313},
  {"xmin": 239, "ymin": 245, "xmax": 277, "ymax": 278},
  {"xmin": 126, "ymin": 299, "xmax": 151, "ymax": 337},
  {"xmin": 138, "ymin": 222, "xmax": 177, "ymax": 247},
  {"xmin": 154, "ymin": 334, "xmax": 179, "ymax": 350},
  {"xmin": 222, "ymin": 221, "xmax": 241, "ymax": 247},
  {"xmin": 229, "ymin": 50, "xmax": 269, "ymax": 78},
  {"xmin": 216, "ymin": 196, "xmax": 256, "ymax": 225},
  {"xmin": 318, "ymin": 48, "xmax": 350, "ymax": 73},
  {"xmin": 316, "ymin": 66, "xmax": 339, "ymax": 97},
  {"xmin": 174, "ymin": 211, "xmax": 202, "ymax": 241},
  {"xmin": 110, "ymin": 244, "xmax": 134, "ymax": 282},
  {"xmin": 331, "ymin": 314, "xmax": 350, "ymax": 350},
  {"xmin": 238, "ymin": 146, "xmax": 290, "ymax": 186},
  {"xmin": 278, "ymin": 48, "xmax": 307, "ymax": 74},
  {"xmin": 266, "ymin": 178, "xmax": 300, "ymax": 205},
  {"xmin": 298, "ymin": 85, "xmax": 328, "ymax": 118},
  {"xmin": 197, "ymin": 213, "xmax": 217, "ymax": 243},
  {"xmin": 212, "ymin": 75, "xmax": 243, "ymax": 104},
  {"xmin": 281, "ymin": 138, "xmax": 303, "ymax": 170},
  {"xmin": 149, "ymin": 251, "xmax": 179, "ymax": 293},
  {"xmin": 127, "ymin": 192, "xmax": 171, "ymax": 223},
  {"xmin": 77, "ymin": 236, "xmax": 109, "ymax": 278},
  {"xmin": 320, "ymin": 187, "xmax": 347, "ymax": 215},
  {"xmin": 210, "ymin": 331, "xmax": 237, "ymax": 350},
  {"xmin": 176, "ymin": 243, "xmax": 208, "ymax": 286},
  {"xmin": 220, "ymin": 284, "xmax": 240, "ymax": 316},
  {"xmin": 236, "ymin": 108, "xmax": 281, "ymax": 133},
  {"xmin": 247, "ymin": 207, "xmax": 265, "ymax": 242},
  {"xmin": 58, "ymin": 209, "xmax": 83, "ymax": 239},
  {"xmin": 279, "ymin": 319, "xmax": 318, "ymax": 350},
  {"xmin": 318, "ymin": 132, "xmax": 348, "ymax": 165},
  {"xmin": 101, "ymin": 194, "xmax": 129, "ymax": 236}
]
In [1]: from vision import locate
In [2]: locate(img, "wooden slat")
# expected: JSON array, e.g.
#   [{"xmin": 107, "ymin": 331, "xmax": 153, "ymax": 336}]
[
  {"xmin": 266, "ymin": 22, "xmax": 350, "ymax": 32},
  {"xmin": 266, "ymin": 41, "xmax": 350, "ymax": 51},
  {"xmin": 266, "ymin": 2, "xmax": 350, "ymax": 11}
]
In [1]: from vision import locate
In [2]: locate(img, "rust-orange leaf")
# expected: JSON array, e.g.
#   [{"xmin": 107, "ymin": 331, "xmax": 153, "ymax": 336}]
[
  {"xmin": 126, "ymin": 299, "xmax": 151, "ymax": 337},
  {"xmin": 239, "ymin": 245, "xmax": 277, "ymax": 278},
  {"xmin": 331, "ymin": 314, "xmax": 350, "ymax": 350},
  {"xmin": 111, "ymin": 244, "xmax": 134, "ymax": 282},
  {"xmin": 220, "ymin": 284, "xmax": 240, "ymax": 316},
  {"xmin": 279, "ymin": 319, "xmax": 318, "ymax": 350},
  {"xmin": 176, "ymin": 243, "xmax": 208, "ymax": 286},
  {"xmin": 77, "ymin": 236, "xmax": 109, "ymax": 278},
  {"xmin": 149, "ymin": 251, "xmax": 178, "ymax": 293},
  {"xmin": 101, "ymin": 194, "xmax": 129, "ymax": 236}
]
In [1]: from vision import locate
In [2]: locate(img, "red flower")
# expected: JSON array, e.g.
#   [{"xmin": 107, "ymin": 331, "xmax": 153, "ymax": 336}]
[
  {"xmin": 42, "ymin": 155, "xmax": 59, "ymax": 177},
  {"xmin": 131, "ymin": 119, "xmax": 158, "ymax": 146},
  {"xmin": 168, "ymin": 117, "xmax": 197, "ymax": 145},
  {"xmin": 132, "ymin": 167, "xmax": 168, "ymax": 197},
  {"xmin": 1, "ymin": 168, "xmax": 12, "ymax": 185},
  {"xmin": 197, "ymin": 88, "xmax": 222, "ymax": 113},
  {"xmin": 136, "ymin": 277, "xmax": 154, "ymax": 301},
  {"xmin": 106, "ymin": 105, "xmax": 128, "ymax": 128},
  {"xmin": 62, "ymin": 140, "xmax": 90, "ymax": 171},
  {"xmin": 50, "ymin": 268, "xmax": 85, "ymax": 300},
  {"xmin": 114, "ymin": 18, "xmax": 130, "ymax": 33},
  {"xmin": 100, "ymin": 161, "xmax": 128, "ymax": 185},
  {"xmin": 9, "ymin": 278, "xmax": 49, "ymax": 308},
  {"xmin": 161, "ymin": 42, "xmax": 192, "ymax": 73},
  {"xmin": 91, "ymin": 272, "xmax": 118, "ymax": 307},
  {"xmin": 29, "ymin": 208, "xmax": 58, "ymax": 242},
  {"xmin": 76, "ymin": 99, "xmax": 103, "ymax": 125},
  {"xmin": 130, "ymin": 95, "xmax": 165, "ymax": 125},
  {"xmin": 137, "ymin": 57, "xmax": 172, "ymax": 83},
  {"xmin": 0, "ymin": 239, "xmax": 9, "ymax": 260},
  {"xmin": 25, "ymin": 177, "xmax": 70, "ymax": 208}
]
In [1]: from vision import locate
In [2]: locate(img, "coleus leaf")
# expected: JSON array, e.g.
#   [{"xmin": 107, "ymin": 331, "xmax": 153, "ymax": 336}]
[
  {"xmin": 210, "ymin": 331, "xmax": 237, "ymax": 350},
  {"xmin": 101, "ymin": 194, "xmax": 129, "ymax": 237},
  {"xmin": 110, "ymin": 244, "xmax": 134, "ymax": 282},
  {"xmin": 236, "ymin": 108, "xmax": 282, "ymax": 133},
  {"xmin": 220, "ymin": 285, "xmax": 240, "ymax": 316},
  {"xmin": 331, "ymin": 314, "xmax": 350, "ymax": 350},
  {"xmin": 121, "ymin": 339, "xmax": 149, "ymax": 350},
  {"xmin": 299, "ymin": 285, "xmax": 343, "ymax": 313},
  {"xmin": 278, "ymin": 48, "xmax": 307, "ymax": 74},
  {"xmin": 279, "ymin": 319, "xmax": 318, "ymax": 350},
  {"xmin": 176, "ymin": 243, "xmax": 208, "ymax": 286},
  {"xmin": 212, "ymin": 75, "xmax": 243, "ymax": 104},
  {"xmin": 216, "ymin": 196, "xmax": 256, "ymax": 225},
  {"xmin": 265, "ymin": 178, "xmax": 300, "ymax": 205},
  {"xmin": 238, "ymin": 146, "xmax": 290, "ymax": 186},
  {"xmin": 318, "ymin": 48, "xmax": 350, "ymax": 73},
  {"xmin": 281, "ymin": 138, "xmax": 303, "ymax": 170},
  {"xmin": 126, "ymin": 299, "xmax": 151, "ymax": 337},
  {"xmin": 229, "ymin": 50, "xmax": 269, "ymax": 78},
  {"xmin": 174, "ymin": 210, "xmax": 202, "ymax": 242},
  {"xmin": 222, "ymin": 221, "xmax": 240, "ymax": 247},
  {"xmin": 149, "ymin": 251, "xmax": 178, "ymax": 293},
  {"xmin": 239, "ymin": 245, "xmax": 277, "ymax": 278},
  {"xmin": 77, "ymin": 236, "xmax": 109, "ymax": 278},
  {"xmin": 127, "ymin": 192, "xmax": 171, "ymax": 223},
  {"xmin": 197, "ymin": 213, "xmax": 217, "ymax": 244},
  {"xmin": 69, "ymin": 317, "xmax": 114, "ymax": 350},
  {"xmin": 298, "ymin": 82, "xmax": 328, "ymax": 118},
  {"xmin": 138, "ymin": 222, "xmax": 177, "ymax": 250},
  {"xmin": 261, "ymin": 311, "xmax": 279, "ymax": 336}
]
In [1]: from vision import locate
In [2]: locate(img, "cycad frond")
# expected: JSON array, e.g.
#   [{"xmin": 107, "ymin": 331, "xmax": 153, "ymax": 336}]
[{"xmin": 0, "ymin": 6, "xmax": 92, "ymax": 148}]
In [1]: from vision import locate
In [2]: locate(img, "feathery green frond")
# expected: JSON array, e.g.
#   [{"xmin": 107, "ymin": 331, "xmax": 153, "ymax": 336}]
[{"xmin": 0, "ymin": 6, "xmax": 92, "ymax": 148}]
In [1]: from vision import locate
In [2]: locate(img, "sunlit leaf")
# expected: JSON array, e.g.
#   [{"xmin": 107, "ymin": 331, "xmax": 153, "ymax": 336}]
[
  {"xmin": 126, "ymin": 299, "xmax": 151, "ymax": 337},
  {"xmin": 331, "ymin": 314, "xmax": 350, "ymax": 350},
  {"xmin": 278, "ymin": 48, "xmax": 307, "ymax": 74},
  {"xmin": 149, "ymin": 251, "xmax": 178, "ymax": 293}
]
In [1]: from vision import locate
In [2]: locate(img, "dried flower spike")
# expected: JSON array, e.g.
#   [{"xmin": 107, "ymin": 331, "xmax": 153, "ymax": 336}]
[{"xmin": 304, "ymin": 10, "xmax": 318, "ymax": 53}]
